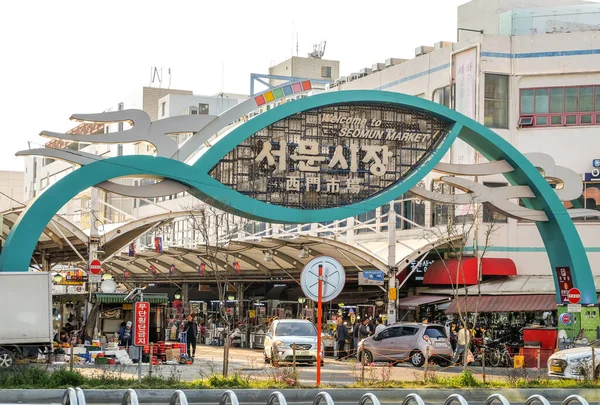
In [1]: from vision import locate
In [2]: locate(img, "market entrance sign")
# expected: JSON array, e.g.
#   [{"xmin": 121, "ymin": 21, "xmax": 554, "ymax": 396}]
[
  {"xmin": 209, "ymin": 103, "xmax": 450, "ymax": 209},
  {"xmin": 0, "ymin": 90, "xmax": 596, "ymax": 305}
]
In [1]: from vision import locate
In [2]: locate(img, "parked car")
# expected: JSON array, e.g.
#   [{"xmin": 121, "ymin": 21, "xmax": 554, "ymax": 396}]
[
  {"xmin": 263, "ymin": 319, "xmax": 324, "ymax": 366},
  {"xmin": 357, "ymin": 322, "xmax": 452, "ymax": 367},
  {"xmin": 548, "ymin": 340, "xmax": 600, "ymax": 379}
]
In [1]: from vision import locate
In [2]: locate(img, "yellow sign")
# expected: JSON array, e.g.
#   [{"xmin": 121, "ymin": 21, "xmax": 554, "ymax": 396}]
[
  {"xmin": 249, "ymin": 310, "xmax": 256, "ymax": 319},
  {"xmin": 350, "ymin": 314, "xmax": 356, "ymax": 324},
  {"xmin": 389, "ymin": 288, "xmax": 397, "ymax": 301}
]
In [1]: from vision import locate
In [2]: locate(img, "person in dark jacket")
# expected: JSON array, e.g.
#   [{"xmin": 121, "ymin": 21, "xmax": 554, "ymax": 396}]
[
  {"xmin": 335, "ymin": 318, "xmax": 350, "ymax": 361},
  {"xmin": 358, "ymin": 318, "xmax": 372, "ymax": 341},
  {"xmin": 184, "ymin": 314, "xmax": 198, "ymax": 358},
  {"xmin": 118, "ymin": 321, "xmax": 133, "ymax": 347}
]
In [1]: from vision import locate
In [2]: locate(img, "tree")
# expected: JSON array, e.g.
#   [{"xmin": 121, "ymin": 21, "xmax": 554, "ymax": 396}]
[
  {"xmin": 424, "ymin": 196, "xmax": 500, "ymax": 370},
  {"xmin": 185, "ymin": 202, "xmax": 249, "ymax": 376}
]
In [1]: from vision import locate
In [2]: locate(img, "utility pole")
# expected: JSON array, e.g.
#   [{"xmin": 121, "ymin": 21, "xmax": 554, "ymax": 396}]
[{"xmin": 387, "ymin": 201, "xmax": 397, "ymax": 324}]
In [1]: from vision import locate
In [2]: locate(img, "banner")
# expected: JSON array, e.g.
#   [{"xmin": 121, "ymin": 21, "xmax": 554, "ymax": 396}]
[
  {"xmin": 128, "ymin": 242, "xmax": 136, "ymax": 257},
  {"xmin": 154, "ymin": 237, "xmax": 162, "ymax": 253},
  {"xmin": 169, "ymin": 263, "xmax": 175, "ymax": 276},
  {"xmin": 233, "ymin": 261, "xmax": 241, "ymax": 275}
]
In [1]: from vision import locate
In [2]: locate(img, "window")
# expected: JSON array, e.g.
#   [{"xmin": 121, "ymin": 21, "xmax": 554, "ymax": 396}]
[
  {"xmin": 567, "ymin": 182, "xmax": 600, "ymax": 221},
  {"xmin": 321, "ymin": 66, "xmax": 332, "ymax": 78},
  {"xmin": 432, "ymin": 85, "xmax": 453, "ymax": 108},
  {"xmin": 161, "ymin": 101, "xmax": 166, "ymax": 117},
  {"xmin": 483, "ymin": 182, "xmax": 508, "ymax": 223},
  {"xmin": 424, "ymin": 326, "xmax": 447, "ymax": 339},
  {"xmin": 378, "ymin": 327, "xmax": 401, "ymax": 339},
  {"xmin": 484, "ymin": 74, "xmax": 509, "ymax": 129},
  {"xmin": 520, "ymin": 85, "xmax": 600, "ymax": 127},
  {"xmin": 198, "ymin": 103, "xmax": 209, "ymax": 115},
  {"xmin": 400, "ymin": 327, "xmax": 419, "ymax": 336}
]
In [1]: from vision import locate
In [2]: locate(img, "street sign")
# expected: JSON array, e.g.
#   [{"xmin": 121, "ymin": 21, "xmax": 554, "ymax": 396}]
[
  {"xmin": 560, "ymin": 313, "xmax": 572, "ymax": 325},
  {"xmin": 567, "ymin": 288, "xmax": 581, "ymax": 304},
  {"xmin": 134, "ymin": 301, "xmax": 150, "ymax": 346},
  {"xmin": 300, "ymin": 256, "xmax": 346, "ymax": 388},
  {"xmin": 358, "ymin": 270, "xmax": 385, "ymax": 286},
  {"xmin": 89, "ymin": 259, "xmax": 102, "ymax": 275},
  {"xmin": 567, "ymin": 304, "xmax": 582, "ymax": 313}
]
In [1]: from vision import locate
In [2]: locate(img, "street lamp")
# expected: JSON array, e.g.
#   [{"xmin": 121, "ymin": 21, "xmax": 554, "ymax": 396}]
[
  {"xmin": 297, "ymin": 297, "xmax": 306, "ymax": 304},
  {"xmin": 375, "ymin": 300, "xmax": 384, "ymax": 307}
]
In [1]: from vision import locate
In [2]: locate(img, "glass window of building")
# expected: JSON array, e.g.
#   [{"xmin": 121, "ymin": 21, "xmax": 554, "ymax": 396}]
[
  {"xmin": 520, "ymin": 85, "xmax": 600, "ymax": 127},
  {"xmin": 484, "ymin": 74, "xmax": 509, "ymax": 129}
]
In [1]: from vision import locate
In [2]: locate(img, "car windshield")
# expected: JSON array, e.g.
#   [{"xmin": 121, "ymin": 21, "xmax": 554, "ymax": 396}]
[{"xmin": 275, "ymin": 322, "xmax": 317, "ymax": 337}]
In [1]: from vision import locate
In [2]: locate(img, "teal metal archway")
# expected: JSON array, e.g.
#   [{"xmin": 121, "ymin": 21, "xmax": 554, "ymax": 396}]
[{"xmin": 1, "ymin": 91, "xmax": 595, "ymax": 304}]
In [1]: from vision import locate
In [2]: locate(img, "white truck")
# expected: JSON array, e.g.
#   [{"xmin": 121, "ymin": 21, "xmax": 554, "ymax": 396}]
[{"xmin": 0, "ymin": 272, "xmax": 53, "ymax": 367}]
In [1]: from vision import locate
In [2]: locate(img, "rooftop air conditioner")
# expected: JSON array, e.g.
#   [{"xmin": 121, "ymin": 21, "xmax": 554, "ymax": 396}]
[
  {"xmin": 359, "ymin": 67, "xmax": 373, "ymax": 75},
  {"xmin": 415, "ymin": 46, "xmax": 434, "ymax": 57},
  {"xmin": 385, "ymin": 58, "xmax": 406, "ymax": 67},
  {"xmin": 434, "ymin": 41, "xmax": 454, "ymax": 50},
  {"xmin": 372, "ymin": 63, "xmax": 386, "ymax": 72}
]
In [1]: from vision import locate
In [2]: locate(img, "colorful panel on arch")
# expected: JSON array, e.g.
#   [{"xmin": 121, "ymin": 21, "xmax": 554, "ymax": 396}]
[{"xmin": 254, "ymin": 81, "xmax": 313, "ymax": 107}]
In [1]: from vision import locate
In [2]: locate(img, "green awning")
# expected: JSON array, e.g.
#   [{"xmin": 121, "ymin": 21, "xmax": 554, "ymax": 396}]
[{"xmin": 95, "ymin": 293, "xmax": 169, "ymax": 304}]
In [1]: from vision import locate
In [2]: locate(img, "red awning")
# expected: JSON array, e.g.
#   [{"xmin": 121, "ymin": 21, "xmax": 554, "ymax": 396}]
[
  {"xmin": 422, "ymin": 258, "xmax": 517, "ymax": 285},
  {"xmin": 445, "ymin": 295, "xmax": 557, "ymax": 314}
]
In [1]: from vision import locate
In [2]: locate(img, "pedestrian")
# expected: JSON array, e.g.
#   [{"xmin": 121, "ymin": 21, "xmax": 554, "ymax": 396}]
[
  {"xmin": 353, "ymin": 321, "xmax": 360, "ymax": 357},
  {"xmin": 335, "ymin": 318, "xmax": 349, "ymax": 361},
  {"xmin": 453, "ymin": 323, "xmax": 470, "ymax": 365},
  {"xmin": 118, "ymin": 321, "xmax": 133, "ymax": 347},
  {"xmin": 185, "ymin": 314, "xmax": 198, "ymax": 358},
  {"xmin": 374, "ymin": 318, "xmax": 385, "ymax": 335},
  {"xmin": 358, "ymin": 318, "xmax": 372, "ymax": 341}
]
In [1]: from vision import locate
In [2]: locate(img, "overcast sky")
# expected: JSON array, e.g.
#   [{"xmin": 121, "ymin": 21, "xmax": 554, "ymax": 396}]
[{"xmin": 0, "ymin": 0, "xmax": 473, "ymax": 171}]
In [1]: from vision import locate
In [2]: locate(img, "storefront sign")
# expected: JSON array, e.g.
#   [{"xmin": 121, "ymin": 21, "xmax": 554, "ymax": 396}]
[
  {"xmin": 210, "ymin": 103, "xmax": 450, "ymax": 209},
  {"xmin": 554, "ymin": 266, "xmax": 574, "ymax": 302},
  {"xmin": 55, "ymin": 270, "xmax": 88, "ymax": 285},
  {"xmin": 249, "ymin": 310, "xmax": 256, "ymax": 319},
  {"xmin": 560, "ymin": 313, "xmax": 572, "ymax": 325},
  {"xmin": 358, "ymin": 270, "xmax": 385, "ymax": 286},
  {"xmin": 52, "ymin": 284, "xmax": 87, "ymax": 295},
  {"xmin": 134, "ymin": 301, "xmax": 150, "ymax": 346}
]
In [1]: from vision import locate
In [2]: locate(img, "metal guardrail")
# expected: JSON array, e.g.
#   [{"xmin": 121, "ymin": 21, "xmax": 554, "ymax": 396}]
[
  {"xmin": 484, "ymin": 394, "xmax": 511, "ymax": 405},
  {"xmin": 219, "ymin": 390, "xmax": 240, "ymax": 405},
  {"xmin": 59, "ymin": 388, "xmax": 597, "ymax": 405}
]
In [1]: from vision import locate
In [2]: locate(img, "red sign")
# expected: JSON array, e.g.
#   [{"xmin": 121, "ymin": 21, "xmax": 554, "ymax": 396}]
[
  {"xmin": 89, "ymin": 259, "xmax": 102, "ymax": 275},
  {"xmin": 134, "ymin": 302, "xmax": 150, "ymax": 346},
  {"xmin": 554, "ymin": 267, "xmax": 573, "ymax": 302},
  {"xmin": 567, "ymin": 288, "xmax": 581, "ymax": 304}
]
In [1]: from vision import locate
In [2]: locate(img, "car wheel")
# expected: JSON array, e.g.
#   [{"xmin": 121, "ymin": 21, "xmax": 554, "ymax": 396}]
[
  {"xmin": 410, "ymin": 350, "xmax": 425, "ymax": 367},
  {"xmin": 359, "ymin": 350, "xmax": 373, "ymax": 364},
  {"xmin": 0, "ymin": 351, "xmax": 13, "ymax": 368},
  {"xmin": 437, "ymin": 358, "xmax": 451, "ymax": 367}
]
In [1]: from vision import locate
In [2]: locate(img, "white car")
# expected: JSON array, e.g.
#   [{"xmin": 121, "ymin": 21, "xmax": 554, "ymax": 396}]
[
  {"xmin": 263, "ymin": 319, "xmax": 324, "ymax": 366},
  {"xmin": 548, "ymin": 340, "xmax": 600, "ymax": 379}
]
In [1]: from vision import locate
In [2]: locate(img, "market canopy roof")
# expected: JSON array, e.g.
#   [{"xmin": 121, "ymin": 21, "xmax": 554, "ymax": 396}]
[
  {"xmin": 445, "ymin": 294, "xmax": 556, "ymax": 314},
  {"xmin": 94, "ymin": 293, "xmax": 169, "ymax": 304}
]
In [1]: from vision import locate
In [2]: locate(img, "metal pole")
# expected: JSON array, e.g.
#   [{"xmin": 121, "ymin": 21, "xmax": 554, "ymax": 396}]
[
  {"xmin": 292, "ymin": 345, "xmax": 297, "ymax": 375},
  {"xmin": 482, "ymin": 347, "xmax": 486, "ymax": 383},
  {"xmin": 316, "ymin": 264, "xmax": 323, "ymax": 388},
  {"xmin": 137, "ymin": 291, "xmax": 143, "ymax": 383},
  {"xmin": 149, "ymin": 343, "xmax": 153, "ymax": 377},
  {"xmin": 593, "ymin": 345, "xmax": 596, "ymax": 381},
  {"xmin": 70, "ymin": 345, "xmax": 74, "ymax": 372}
]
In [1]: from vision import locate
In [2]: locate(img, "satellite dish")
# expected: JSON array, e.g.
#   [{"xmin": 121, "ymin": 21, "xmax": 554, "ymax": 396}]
[{"xmin": 101, "ymin": 279, "xmax": 117, "ymax": 293}]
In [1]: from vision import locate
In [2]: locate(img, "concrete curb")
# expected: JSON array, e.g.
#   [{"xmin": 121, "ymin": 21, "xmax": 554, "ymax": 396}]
[{"xmin": 0, "ymin": 388, "xmax": 599, "ymax": 404}]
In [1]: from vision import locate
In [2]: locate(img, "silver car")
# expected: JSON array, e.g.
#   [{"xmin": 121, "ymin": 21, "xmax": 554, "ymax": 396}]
[
  {"xmin": 357, "ymin": 322, "xmax": 453, "ymax": 367},
  {"xmin": 263, "ymin": 319, "xmax": 324, "ymax": 366}
]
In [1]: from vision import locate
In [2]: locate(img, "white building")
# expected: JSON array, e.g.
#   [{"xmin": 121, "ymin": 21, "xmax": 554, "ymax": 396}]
[{"xmin": 0, "ymin": 171, "xmax": 24, "ymax": 212}]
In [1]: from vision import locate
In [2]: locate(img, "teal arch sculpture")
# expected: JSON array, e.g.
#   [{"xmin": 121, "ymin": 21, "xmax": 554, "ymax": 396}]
[{"xmin": 0, "ymin": 91, "xmax": 595, "ymax": 304}]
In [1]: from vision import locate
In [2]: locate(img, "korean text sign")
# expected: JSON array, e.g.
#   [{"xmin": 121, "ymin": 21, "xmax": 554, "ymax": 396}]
[{"xmin": 134, "ymin": 301, "xmax": 150, "ymax": 346}]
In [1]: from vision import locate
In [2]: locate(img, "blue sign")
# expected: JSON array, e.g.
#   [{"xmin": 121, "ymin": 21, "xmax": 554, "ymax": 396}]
[
  {"xmin": 362, "ymin": 270, "xmax": 385, "ymax": 281},
  {"xmin": 560, "ymin": 313, "xmax": 572, "ymax": 325},
  {"xmin": 593, "ymin": 159, "xmax": 600, "ymax": 168}
]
